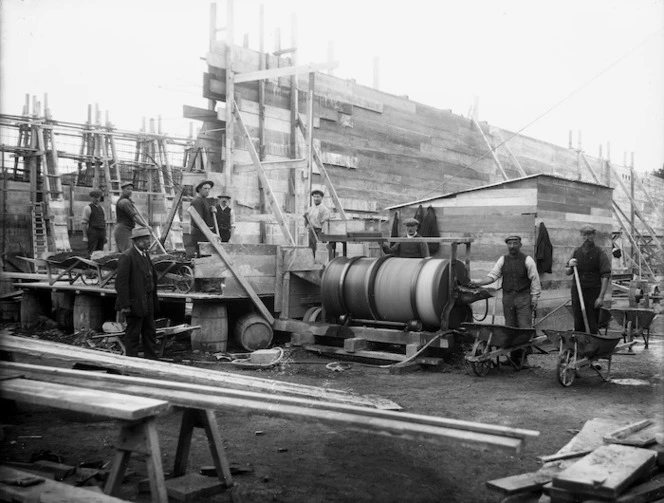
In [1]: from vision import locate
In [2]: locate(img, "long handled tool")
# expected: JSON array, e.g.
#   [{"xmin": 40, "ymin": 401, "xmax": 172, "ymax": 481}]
[{"xmin": 572, "ymin": 265, "xmax": 591, "ymax": 333}]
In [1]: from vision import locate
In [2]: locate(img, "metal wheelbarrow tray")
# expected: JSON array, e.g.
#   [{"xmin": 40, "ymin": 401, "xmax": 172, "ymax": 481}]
[
  {"xmin": 151, "ymin": 253, "xmax": 194, "ymax": 294},
  {"xmin": 461, "ymin": 322, "xmax": 546, "ymax": 377},
  {"xmin": 543, "ymin": 329, "xmax": 629, "ymax": 387},
  {"xmin": 609, "ymin": 308, "xmax": 657, "ymax": 349}
]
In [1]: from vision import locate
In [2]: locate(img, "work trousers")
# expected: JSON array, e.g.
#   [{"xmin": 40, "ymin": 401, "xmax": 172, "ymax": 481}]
[
  {"xmin": 219, "ymin": 228, "xmax": 231, "ymax": 243},
  {"xmin": 86, "ymin": 227, "xmax": 106, "ymax": 255},
  {"xmin": 113, "ymin": 224, "xmax": 133, "ymax": 252},
  {"xmin": 124, "ymin": 300, "xmax": 158, "ymax": 359},
  {"xmin": 571, "ymin": 286, "xmax": 601, "ymax": 334},
  {"xmin": 502, "ymin": 290, "xmax": 532, "ymax": 328}
]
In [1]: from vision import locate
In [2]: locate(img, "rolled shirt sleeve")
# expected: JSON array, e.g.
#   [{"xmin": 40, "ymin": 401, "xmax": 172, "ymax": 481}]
[
  {"xmin": 486, "ymin": 256, "xmax": 505, "ymax": 282},
  {"xmin": 525, "ymin": 256, "xmax": 541, "ymax": 300}
]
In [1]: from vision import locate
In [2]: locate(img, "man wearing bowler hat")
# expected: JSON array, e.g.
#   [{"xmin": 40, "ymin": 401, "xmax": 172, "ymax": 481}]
[
  {"xmin": 381, "ymin": 217, "xmax": 430, "ymax": 258},
  {"xmin": 189, "ymin": 180, "xmax": 217, "ymax": 254},
  {"xmin": 115, "ymin": 226, "xmax": 159, "ymax": 359},
  {"xmin": 214, "ymin": 194, "xmax": 235, "ymax": 243},
  {"xmin": 470, "ymin": 235, "xmax": 541, "ymax": 329},
  {"xmin": 114, "ymin": 181, "xmax": 149, "ymax": 252},
  {"xmin": 81, "ymin": 189, "xmax": 107, "ymax": 255},
  {"xmin": 565, "ymin": 224, "xmax": 611, "ymax": 334}
]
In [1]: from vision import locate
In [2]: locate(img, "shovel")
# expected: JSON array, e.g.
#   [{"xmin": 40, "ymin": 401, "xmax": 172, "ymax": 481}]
[{"xmin": 572, "ymin": 264, "xmax": 591, "ymax": 333}]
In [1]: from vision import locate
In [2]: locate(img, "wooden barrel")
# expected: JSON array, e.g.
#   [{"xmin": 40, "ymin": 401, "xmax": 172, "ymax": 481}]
[
  {"xmin": 234, "ymin": 313, "xmax": 273, "ymax": 351},
  {"xmin": 20, "ymin": 290, "xmax": 46, "ymax": 329},
  {"xmin": 190, "ymin": 302, "xmax": 228, "ymax": 352},
  {"xmin": 414, "ymin": 258, "xmax": 449, "ymax": 327},
  {"xmin": 373, "ymin": 258, "xmax": 427, "ymax": 322},
  {"xmin": 73, "ymin": 295, "xmax": 104, "ymax": 331},
  {"xmin": 52, "ymin": 292, "xmax": 75, "ymax": 330}
]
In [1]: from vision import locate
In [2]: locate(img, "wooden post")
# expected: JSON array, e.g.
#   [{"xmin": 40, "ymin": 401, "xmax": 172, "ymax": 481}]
[
  {"xmin": 224, "ymin": 0, "xmax": 234, "ymax": 192},
  {"xmin": 307, "ymin": 72, "xmax": 315, "ymax": 198}
]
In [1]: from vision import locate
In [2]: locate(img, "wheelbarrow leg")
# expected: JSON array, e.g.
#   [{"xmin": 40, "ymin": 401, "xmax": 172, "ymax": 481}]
[{"xmin": 591, "ymin": 356, "xmax": 612, "ymax": 382}]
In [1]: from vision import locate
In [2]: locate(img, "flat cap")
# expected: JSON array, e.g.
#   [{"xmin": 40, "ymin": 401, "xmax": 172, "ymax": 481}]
[
  {"xmin": 130, "ymin": 227, "xmax": 151, "ymax": 239},
  {"xmin": 580, "ymin": 224, "xmax": 596, "ymax": 234},
  {"xmin": 120, "ymin": 181, "xmax": 134, "ymax": 189},
  {"xmin": 195, "ymin": 180, "xmax": 214, "ymax": 193},
  {"xmin": 504, "ymin": 235, "xmax": 522, "ymax": 243},
  {"xmin": 89, "ymin": 189, "xmax": 103, "ymax": 198},
  {"xmin": 311, "ymin": 189, "xmax": 324, "ymax": 197},
  {"xmin": 403, "ymin": 217, "xmax": 420, "ymax": 226}
]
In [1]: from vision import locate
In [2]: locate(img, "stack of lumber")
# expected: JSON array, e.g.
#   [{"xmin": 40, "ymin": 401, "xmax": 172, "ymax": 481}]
[
  {"xmin": 0, "ymin": 335, "xmax": 540, "ymax": 455},
  {"xmin": 487, "ymin": 417, "xmax": 664, "ymax": 503}
]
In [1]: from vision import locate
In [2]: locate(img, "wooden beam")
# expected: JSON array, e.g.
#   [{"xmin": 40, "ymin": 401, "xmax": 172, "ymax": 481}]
[
  {"xmin": 0, "ymin": 362, "xmax": 537, "ymax": 453},
  {"xmin": 472, "ymin": 117, "xmax": 508, "ymax": 181},
  {"xmin": 183, "ymin": 105, "xmax": 225, "ymax": 125},
  {"xmin": 0, "ymin": 335, "xmax": 401, "ymax": 409},
  {"xmin": 231, "ymin": 100, "xmax": 295, "ymax": 244},
  {"xmin": 188, "ymin": 206, "xmax": 274, "ymax": 323},
  {"xmin": 232, "ymin": 61, "xmax": 339, "ymax": 84}
]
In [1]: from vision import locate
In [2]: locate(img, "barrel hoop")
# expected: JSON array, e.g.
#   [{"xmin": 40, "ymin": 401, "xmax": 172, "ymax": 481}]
[{"xmin": 337, "ymin": 256, "xmax": 364, "ymax": 314}]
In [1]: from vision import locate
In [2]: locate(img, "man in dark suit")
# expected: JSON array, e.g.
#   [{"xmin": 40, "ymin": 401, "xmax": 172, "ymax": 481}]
[{"xmin": 115, "ymin": 227, "xmax": 159, "ymax": 359}]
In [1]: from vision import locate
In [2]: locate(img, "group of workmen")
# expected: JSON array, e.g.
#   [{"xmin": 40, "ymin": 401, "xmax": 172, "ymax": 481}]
[
  {"xmin": 82, "ymin": 180, "xmax": 236, "ymax": 257},
  {"xmin": 85, "ymin": 180, "xmax": 610, "ymax": 359}
]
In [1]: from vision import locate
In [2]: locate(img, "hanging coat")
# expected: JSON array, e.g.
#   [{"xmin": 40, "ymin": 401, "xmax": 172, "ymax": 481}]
[
  {"xmin": 535, "ymin": 222, "xmax": 553, "ymax": 274},
  {"xmin": 419, "ymin": 206, "xmax": 441, "ymax": 254},
  {"xmin": 414, "ymin": 205, "xmax": 425, "ymax": 225}
]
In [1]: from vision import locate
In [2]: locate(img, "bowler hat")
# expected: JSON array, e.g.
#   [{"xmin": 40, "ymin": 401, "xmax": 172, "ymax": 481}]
[
  {"xmin": 195, "ymin": 180, "xmax": 214, "ymax": 193},
  {"xmin": 580, "ymin": 224, "xmax": 596, "ymax": 234},
  {"xmin": 403, "ymin": 217, "xmax": 420, "ymax": 226},
  {"xmin": 504, "ymin": 235, "xmax": 522, "ymax": 243},
  {"xmin": 89, "ymin": 189, "xmax": 102, "ymax": 198},
  {"xmin": 311, "ymin": 189, "xmax": 324, "ymax": 197},
  {"xmin": 120, "ymin": 181, "xmax": 134, "ymax": 189},
  {"xmin": 130, "ymin": 227, "xmax": 152, "ymax": 240}
]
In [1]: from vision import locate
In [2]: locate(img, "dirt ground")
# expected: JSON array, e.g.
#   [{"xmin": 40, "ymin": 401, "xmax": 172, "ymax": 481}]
[{"xmin": 1, "ymin": 318, "xmax": 662, "ymax": 503}]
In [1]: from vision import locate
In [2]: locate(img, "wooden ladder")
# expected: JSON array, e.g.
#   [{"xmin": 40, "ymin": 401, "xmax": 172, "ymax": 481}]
[{"xmin": 31, "ymin": 202, "xmax": 48, "ymax": 272}]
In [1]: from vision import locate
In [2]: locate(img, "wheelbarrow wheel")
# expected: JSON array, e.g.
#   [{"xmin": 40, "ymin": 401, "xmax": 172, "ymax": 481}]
[
  {"xmin": 557, "ymin": 348, "xmax": 576, "ymax": 387},
  {"xmin": 81, "ymin": 270, "xmax": 100, "ymax": 286},
  {"xmin": 470, "ymin": 340, "xmax": 492, "ymax": 377},
  {"xmin": 175, "ymin": 265, "xmax": 194, "ymax": 293}
]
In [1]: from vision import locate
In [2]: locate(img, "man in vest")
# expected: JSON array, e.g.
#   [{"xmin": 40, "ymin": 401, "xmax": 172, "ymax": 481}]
[
  {"xmin": 565, "ymin": 225, "xmax": 611, "ymax": 333},
  {"xmin": 381, "ymin": 218, "xmax": 430, "ymax": 258},
  {"xmin": 470, "ymin": 235, "xmax": 541, "ymax": 328},
  {"xmin": 81, "ymin": 189, "xmax": 107, "ymax": 255},
  {"xmin": 114, "ymin": 182, "xmax": 149, "ymax": 252},
  {"xmin": 214, "ymin": 194, "xmax": 235, "ymax": 243}
]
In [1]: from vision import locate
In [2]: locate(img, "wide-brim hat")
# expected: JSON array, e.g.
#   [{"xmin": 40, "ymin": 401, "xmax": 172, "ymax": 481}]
[
  {"xmin": 311, "ymin": 189, "xmax": 324, "ymax": 197},
  {"xmin": 130, "ymin": 227, "xmax": 152, "ymax": 239},
  {"xmin": 217, "ymin": 194, "xmax": 231, "ymax": 200},
  {"xmin": 120, "ymin": 181, "xmax": 134, "ymax": 189},
  {"xmin": 195, "ymin": 180, "xmax": 214, "ymax": 193},
  {"xmin": 580, "ymin": 224, "xmax": 596, "ymax": 234},
  {"xmin": 403, "ymin": 217, "xmax": 420, "ymax": 226},
  {"xmin": 504, "ymin": 235, "xmax": 522, "ymax": 243}
]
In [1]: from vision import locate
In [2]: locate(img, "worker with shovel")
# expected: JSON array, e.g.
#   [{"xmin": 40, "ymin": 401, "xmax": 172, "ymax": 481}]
[{"xmin": 565, "ymin": 225, "xmax": 611, "ymax": 334}]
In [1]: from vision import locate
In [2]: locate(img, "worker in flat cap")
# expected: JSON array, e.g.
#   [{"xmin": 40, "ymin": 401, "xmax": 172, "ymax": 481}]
[
  {"xmin": 470, "ymin": 235, "xmax": 541, "ymax": 331},
  {"xmin": 115, "ymin": 226, "xmax": 159, "ymax": 359},
  {"xmin": 81, "ymin": 189, "xmax": 107, "ymax": 255},
  {"xmin": 189, "ymin": 180, "xmax": 217, "ymax": 255},
  {"xmin": 214, "ymin": 194, "xmax": 235, "ymax": 243},
  {"xmin": 381, "ymin": 217, "xmax": 430, "ymax": 258},
  {"xmin": 304, "ymin": 188, "xmax": 332, "ymax": 258},
  {"xmin": 114, "ymin": 181, "xmax": 150, "ymax": 252},
  {"xmin": 565, "ymin": 224, "xmax": 611, "ymax": 333}
]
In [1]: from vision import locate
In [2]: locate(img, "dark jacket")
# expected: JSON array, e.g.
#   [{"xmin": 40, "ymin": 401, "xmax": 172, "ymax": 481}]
[
  {"xmin": 381, "ymin": 234, "xmax": 430, "ymax": 258},
  {"xmin": 571, "ymin": 243, "xmax": 611, "ymax": 289},
  {"xmin": 535, "ymin": 222, "xmax": 553, "ymax": 274},
  {"xmin": 115, "ymin": 247, "xmax": 159, "ymax": 317}
]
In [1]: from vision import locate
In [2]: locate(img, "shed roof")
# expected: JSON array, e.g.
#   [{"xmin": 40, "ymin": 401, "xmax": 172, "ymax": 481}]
[{"xmin": 385, "ymin": 174, "xmax": 611, "ymax": 210}]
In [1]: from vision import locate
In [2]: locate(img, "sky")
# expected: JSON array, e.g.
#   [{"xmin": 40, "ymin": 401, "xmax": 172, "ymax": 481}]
[{"xmin": 1, "ymin": 0, "xmax": 663, "ymax": 172}]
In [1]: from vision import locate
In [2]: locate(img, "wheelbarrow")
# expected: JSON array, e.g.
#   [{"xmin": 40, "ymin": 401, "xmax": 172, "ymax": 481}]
[
  {"xmin": 461, "ymin": 322, "xmax": 547, "ymax": 376},
  {"xmin": 542, "ymin": 329, "xmax": 634, "ymax": 386},
  {"xmin": 152, "ymin": 253, "xmax": 194, "ymax": 294},
  {"xmin": 19, "ymin": 252, "xmax": 113, "ymax": 287},
  {"xmin": 609, "ymin": 308, "xmax": 657, "ymax": 349}
]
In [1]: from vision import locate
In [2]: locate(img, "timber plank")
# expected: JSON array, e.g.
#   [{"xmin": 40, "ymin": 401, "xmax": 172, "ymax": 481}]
[
  {"xmin": 0, "ymin": 378, "xmax": 169, "ymax": 421},
  {"xmin": 486, "ymin": 471, "xmax": 552, "ymax": 495},
  {"xmin": 552, "ymin": 444, "xmax": 657, "ymax": 499}
]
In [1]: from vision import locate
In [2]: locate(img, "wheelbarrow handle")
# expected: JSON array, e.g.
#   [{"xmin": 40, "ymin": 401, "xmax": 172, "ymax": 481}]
[{"xmin": 572, "ymin": 265, "xmax": 590, "ymax": 333}]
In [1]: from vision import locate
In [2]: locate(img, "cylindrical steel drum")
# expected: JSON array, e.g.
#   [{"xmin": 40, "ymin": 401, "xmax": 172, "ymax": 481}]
[
  {"xmin": 341, "ymin": 256, "xmax": 389, "ymax": 320},
  {"xmin": 373, "ymin": 258, "xmax": 428, "ymax": 322},
  {"xmin": 320, "ymin": 256, "xmax": 356, "ymax": 317},
  {"xmin": 414, "ymin": 258, "xmax": 449, "ymax": 326}
]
